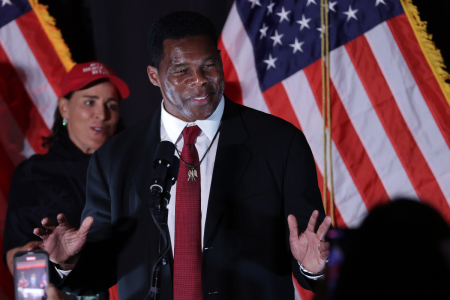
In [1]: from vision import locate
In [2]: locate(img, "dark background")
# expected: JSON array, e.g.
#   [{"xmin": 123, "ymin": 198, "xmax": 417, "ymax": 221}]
[{"xmin": 40, "ymin": 0, "xmax": 449, "ymax": 129}]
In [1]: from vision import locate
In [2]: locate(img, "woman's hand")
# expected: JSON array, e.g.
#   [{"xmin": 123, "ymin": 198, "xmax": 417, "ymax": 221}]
[{"xmin": 5, "ymin": 241, "xmax": 43, "ymax": 275}]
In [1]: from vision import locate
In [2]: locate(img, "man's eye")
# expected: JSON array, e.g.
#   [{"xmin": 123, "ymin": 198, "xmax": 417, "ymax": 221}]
[
  {"xmin": 205, "ymin": 63, "xmax": 215, "ymax": 69},
  {"xmin": 85, "ymin": 100, "xmax": 95, "ymax": 106},
  {"xmin": 176, "ymin": 69, "xmax": 187, "ymax": 74}
]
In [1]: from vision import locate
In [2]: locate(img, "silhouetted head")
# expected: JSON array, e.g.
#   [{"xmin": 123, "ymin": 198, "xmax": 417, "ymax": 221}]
[{"xmin": 334, "ymin": 199, "xmax": 450, "ymax": 300}]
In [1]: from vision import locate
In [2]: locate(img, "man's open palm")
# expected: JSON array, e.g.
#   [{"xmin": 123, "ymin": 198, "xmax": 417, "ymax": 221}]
[
  {"xmin": 31, "ymin": 213, "xmax": 93, "ymax": 267},
  {"xmin": 288, "ymin": 210, "xmax": 331, "ymax": 274}
]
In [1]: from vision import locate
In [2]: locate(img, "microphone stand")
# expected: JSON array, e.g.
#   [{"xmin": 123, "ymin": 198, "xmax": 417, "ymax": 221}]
[{"xmin": 146, "ymin": 158, "xmax": 179, "ymax": 300}]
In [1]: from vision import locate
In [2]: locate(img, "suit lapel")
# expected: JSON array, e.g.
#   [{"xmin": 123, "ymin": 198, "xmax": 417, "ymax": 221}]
[
  {"xmin": 132, "ymin": 107, "xmax": 162, "ymax": 207},
  {"xmin": 204, "ymin": 98, "xmax": 251, "ymax": 246}
]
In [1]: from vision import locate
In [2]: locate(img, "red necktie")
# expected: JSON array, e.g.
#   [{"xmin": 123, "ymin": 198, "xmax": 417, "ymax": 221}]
[{"xmin": 174, "ymin": 125, "xmax": 203, "ymax": 300}]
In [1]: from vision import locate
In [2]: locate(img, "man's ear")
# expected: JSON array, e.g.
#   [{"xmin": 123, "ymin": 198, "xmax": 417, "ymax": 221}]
[
  {"xmin": 58, "ymin": 97, "xmax": 69, "ymax": 119},
  {"xmin": 147, "ymin": 65, "xmax": 160, "ymax": 87}
]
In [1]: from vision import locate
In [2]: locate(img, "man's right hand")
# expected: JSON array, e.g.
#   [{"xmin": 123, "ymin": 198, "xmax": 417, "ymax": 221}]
[{"xmin": 31, "ymin": 213, "xmax": 93, "ymax": 270}]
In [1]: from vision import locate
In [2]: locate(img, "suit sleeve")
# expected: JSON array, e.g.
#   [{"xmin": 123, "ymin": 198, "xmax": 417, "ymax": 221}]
[
  {"xmin": 283, "ymin": 130, "xmax": 326, "ymax": 290},
  {"xmin": 82, "ymin": 150, "xmax": 114, "ymax": 241},
  {"xmin": 58, "ymin": 151, "xmax": 117, "ymax": 295}
]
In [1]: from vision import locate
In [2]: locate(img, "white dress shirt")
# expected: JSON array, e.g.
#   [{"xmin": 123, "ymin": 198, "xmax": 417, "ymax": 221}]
[{"xmin": 160, "ymin": 96, "xmax": 224, "ymax": 251}]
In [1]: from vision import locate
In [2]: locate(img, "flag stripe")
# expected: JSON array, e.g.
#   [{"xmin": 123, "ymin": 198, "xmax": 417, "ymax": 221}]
[
  {"xmin": 0, "ymin": 20, "xmax": 57, "ymax": 128},
  {"xmin": 218, "ymin": 37, "xmax": 244, "ymax": 105},
  {"xmin": 0, "ymin": 191, "xmax": 8, "ymax": 233},
  {"xmin": 333, "ymin": 204, "xmax": 346, "ymax": 229},
  {"xmin": 330, "ymin": 46, "xmax": 416, "ymax": 200},
  {"xmin": 0, "ymin": 142, "xmax": 15, "ymax": 207},
  {"xmin": 0, "ymin": 94, "xmax": 32, "ymax": 166},
  {"xmin": 262, "ymin": 83, "xmax": 301, "ymax": 129},
  {"xmin": 314, "ymin": 162, "xmax": 346, "ymax": 228},
  {"xmin": 15, "ymin": 10, "xmax": 66, "ymax": 98},
  {"xmin": 221, "ymin": 3, "xmax": 269, "ymax": 113},
  {"xmin": 345, "ymin": 34, "xmax": 449, "ymax": 218},
  {"xmin": 388, "ymin": 15, "xmax": 450, "ymax": 146},
  {"xmin": 366, "ymin": 22, "xmax": 450, "ymax": 208},
  {"xmin": 278, "ymin": 78, "xmax": 341, "ymax": 225},
  {"xmin": 293, "ymin": 275, "xmax": 314, "ymax": 300},
  {"xmin": 303, "ymin": 60, "xmax": 390, "ymax": 212},
  {"xmin": 258, "ymin": 79, "xmax": 346, "ymax": 225},
  {"xmin": 0, "ymin": 45, "xmax": 50, "ymax": 155},
  {"xmin": 283, "ymin": 69, "xmax": 368, "ymax": 228}
]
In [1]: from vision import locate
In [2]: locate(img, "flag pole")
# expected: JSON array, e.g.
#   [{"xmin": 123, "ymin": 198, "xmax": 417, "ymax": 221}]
[
  {"xmin": 325, "ymin": 0, "xmax": 335, "ymax": 228},
  {"xmin": 320, "ymin": 0, "xmax": 328, "ymax": 216},
  {"xmin": 321, "ymin": 0, "xmax": 335, "ymax": 227}
]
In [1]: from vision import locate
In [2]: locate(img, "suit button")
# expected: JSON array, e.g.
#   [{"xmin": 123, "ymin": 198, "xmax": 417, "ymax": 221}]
[
  {"xmin": 204, "ymin": 246, "xmax": 213, "ymax": 250},
  {"xmin": 208, "ymin": 291, "xmax": 219, "ymax": 295}
]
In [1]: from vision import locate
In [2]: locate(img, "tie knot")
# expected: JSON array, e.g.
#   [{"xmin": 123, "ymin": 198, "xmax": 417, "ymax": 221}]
[{"xmin": 182, "ymin": 125, "xmax": 201, "ymax": 145}]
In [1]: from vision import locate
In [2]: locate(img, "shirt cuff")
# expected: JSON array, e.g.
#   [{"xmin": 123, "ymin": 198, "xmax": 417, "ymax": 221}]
[
  {"xmin": 54, "ymin": 265, "xmax": 72, "ymax": 279},
  {"xmin": 298, "ymin": 262, "xmax": 325, "ymax": 280}
]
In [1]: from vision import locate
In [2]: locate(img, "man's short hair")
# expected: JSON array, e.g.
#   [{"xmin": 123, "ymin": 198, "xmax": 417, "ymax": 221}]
[{"xmin": 148, "ymin": 11, "xmax": 218, "ymax": 69}]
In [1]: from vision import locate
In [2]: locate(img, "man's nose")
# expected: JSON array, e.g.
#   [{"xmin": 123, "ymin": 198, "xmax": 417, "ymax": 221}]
[{"xmin": 190, "ymin": 69, "xmax": 207, "ymax": 86}]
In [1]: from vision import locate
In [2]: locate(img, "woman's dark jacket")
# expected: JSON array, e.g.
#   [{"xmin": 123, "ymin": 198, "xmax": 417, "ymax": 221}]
[{"xmin": 3, "ymin": 134, "xmax": 91, "ymax": 263}]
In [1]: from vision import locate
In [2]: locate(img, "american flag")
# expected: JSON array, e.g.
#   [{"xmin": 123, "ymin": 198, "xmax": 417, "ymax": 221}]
[
  {"xmin": 0, "ymin": 0, "xmax": 73, "ymax": 298},
  {"xmin": 219, "ymin": 0, "xmax": 450, "ymax": 297}
]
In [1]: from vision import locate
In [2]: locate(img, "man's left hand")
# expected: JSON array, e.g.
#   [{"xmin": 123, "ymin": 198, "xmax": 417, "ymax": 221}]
[{"xmin": 288, "ymin": 211, "xmax": 332, "ymax": 274}]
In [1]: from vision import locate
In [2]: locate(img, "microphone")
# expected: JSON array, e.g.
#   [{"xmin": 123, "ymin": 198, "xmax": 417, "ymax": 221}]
[
  {"xmin": 162, "ymin": 157, "xmax": 179, "ymax": 207},
  {"xmin": 147, "ymin": 142, "xmax": 179, "ymax": 300},
  {"xmin": 150, "ymin": 141, "xmax": 176, "ymax": 197}
]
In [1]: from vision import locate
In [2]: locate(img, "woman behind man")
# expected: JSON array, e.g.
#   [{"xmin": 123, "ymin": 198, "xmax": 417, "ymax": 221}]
[{"xmin": 2, "ymin": 62, "xmax": 129, "ymax": 298}]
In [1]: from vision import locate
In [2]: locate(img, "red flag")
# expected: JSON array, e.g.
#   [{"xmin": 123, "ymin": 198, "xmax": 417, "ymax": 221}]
[{"xmin": 0, "ymin": 0, "xmax": 74, "ymax": 297}]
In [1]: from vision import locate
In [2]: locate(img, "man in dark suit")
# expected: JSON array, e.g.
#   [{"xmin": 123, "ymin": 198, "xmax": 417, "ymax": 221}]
[{"xmin": 34, "ymin": 11, "xmax": 331, "ymax": 300}]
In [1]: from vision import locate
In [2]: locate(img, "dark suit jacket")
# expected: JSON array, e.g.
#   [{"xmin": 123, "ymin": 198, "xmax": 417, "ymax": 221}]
[{"xmin": 59, "ymin": 98, "xmax": 325, "ymax": 300}]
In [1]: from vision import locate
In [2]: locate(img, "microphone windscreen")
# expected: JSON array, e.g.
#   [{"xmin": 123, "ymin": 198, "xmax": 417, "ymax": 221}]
[
  {"xmin": 170, "ymin": 156, "xmax": 180, "ymax": 180},
  {"xmin": 153, "ymin": 141, "xmax": 176, "ymax": 166}
]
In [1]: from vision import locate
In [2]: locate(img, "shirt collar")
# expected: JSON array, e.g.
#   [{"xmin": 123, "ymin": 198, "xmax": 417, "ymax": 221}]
[{"xmin": 161, "ymin": 95, "xmax": 224, "ymax": 143}]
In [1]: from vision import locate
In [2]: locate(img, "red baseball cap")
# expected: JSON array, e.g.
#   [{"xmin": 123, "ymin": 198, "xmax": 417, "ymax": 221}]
[{"xmin": 60, "ymin": 61, "xmax": 130, "ymax": 99}]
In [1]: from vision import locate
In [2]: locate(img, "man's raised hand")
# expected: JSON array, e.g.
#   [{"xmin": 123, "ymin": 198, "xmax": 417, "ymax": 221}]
[
  {"xmin": 31, "ymin": 213, "xmax": 93, "ymax": 270},
  {"xmin": 288, "ymin": 210, "xmax": 331, "ymax": 274}
]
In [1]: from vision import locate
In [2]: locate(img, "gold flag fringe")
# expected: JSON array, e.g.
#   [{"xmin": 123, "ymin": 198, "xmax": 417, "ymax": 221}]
[
  {"xmin": 401, "ymin": 0, "xmax": 450, "ymax": 105},
  {"xmin": 28, "ymin": 0, "xmax": 75, "ymax": 71}
]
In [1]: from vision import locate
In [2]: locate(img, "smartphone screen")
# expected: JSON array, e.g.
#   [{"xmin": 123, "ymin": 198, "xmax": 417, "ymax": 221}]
[{"xmin": 13, "ymin": 251, "xmax": 49, "ymax": 300}]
